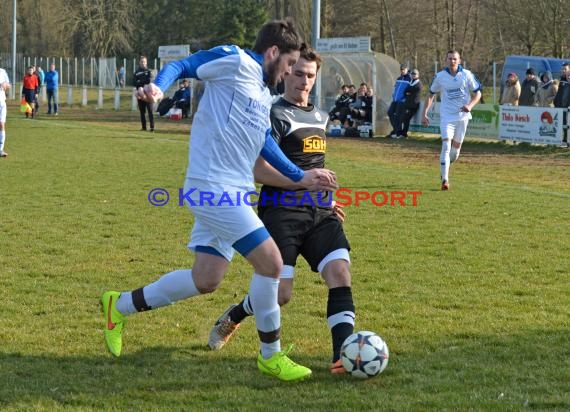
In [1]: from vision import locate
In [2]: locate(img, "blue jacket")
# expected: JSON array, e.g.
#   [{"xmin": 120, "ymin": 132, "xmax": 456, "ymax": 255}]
[
  {"xmin": 44, "ymin": 70, "xmax": 59, "ymax": 90},
  {"xmin": 392, "ymin": 74, "xmax": 412, "ymax": 102}
]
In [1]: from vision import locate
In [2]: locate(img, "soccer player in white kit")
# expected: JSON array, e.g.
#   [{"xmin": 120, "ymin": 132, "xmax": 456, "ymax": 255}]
[
  {"xmin": 100, "ymin": 19, "xmax": 337, "ymax": 382},
  {"xmin": 0, "ymin": 64, "xmax": 11, "ymax": 158},
  {"xmin": 421, "ymin": 50, "xmax": 481, "ymax": 190}
]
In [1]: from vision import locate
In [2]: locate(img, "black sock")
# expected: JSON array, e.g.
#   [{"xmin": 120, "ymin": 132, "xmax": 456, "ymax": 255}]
[
  {"xmin": 228, "ymin": 297, "xmax": 250, "ymax": 324},
  {"xmin": 328, "ymin": 286, "xmax": 355, "ymax": 362}
]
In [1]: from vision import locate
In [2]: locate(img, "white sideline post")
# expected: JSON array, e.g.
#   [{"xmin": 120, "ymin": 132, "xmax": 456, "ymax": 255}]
[
  {"xmin": 67, "ymin": 86, "xmax": 73, "ymax": 106},
  {"xmin": 114, "ymin": 88, "xmax": 120, "ymax": 110},
  {"xmin": 97, "ymin": 87, "xmax": 104, "ymax": 109},
  {"xmin": 132, "ymin": 89, "xmax": 138, "ymax": 111},
  {"xmin": 81, "ymin": 86, "xmax": 88, "ymax": 106}
]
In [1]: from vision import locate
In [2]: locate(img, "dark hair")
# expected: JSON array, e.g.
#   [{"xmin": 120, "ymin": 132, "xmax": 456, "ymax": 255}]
[
  {"xmin": 299, "ymin": 43, "xmax": 322, "ymax": 71},
  {"xmin": 252, "ymin": 18, "xmax": 303, "ymax": 55}
]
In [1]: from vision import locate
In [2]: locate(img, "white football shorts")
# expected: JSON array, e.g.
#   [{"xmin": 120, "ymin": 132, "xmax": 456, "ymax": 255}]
[
  {"xmin": 0, "ymin": 101, "xmax": 6, "ymax": 123},
  {"xmin": 183, "ymin": 178, "xmax": 265, "ymax": 261},
  {"xmin": 440, "ymin": 119, "xmax": 469, "ymax": 143}
]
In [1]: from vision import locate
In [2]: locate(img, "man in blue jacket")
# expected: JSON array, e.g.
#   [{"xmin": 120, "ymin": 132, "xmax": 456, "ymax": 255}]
[
  {"xmin": 386, "ymin": 63, "xmax": 412, "ymax": 138},
  {"xmin": 44, "ymin": 63, "xmax": 59, "ymax": 115}
]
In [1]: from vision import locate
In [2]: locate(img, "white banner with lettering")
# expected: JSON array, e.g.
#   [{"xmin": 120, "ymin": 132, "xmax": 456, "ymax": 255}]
[
  {"xmin": 316, "ymin": 37, "xmax": 371, "ymax": 53},
  {"xmin": 499, "ymin": 106, "xmax": 563, "ymax": 144}
]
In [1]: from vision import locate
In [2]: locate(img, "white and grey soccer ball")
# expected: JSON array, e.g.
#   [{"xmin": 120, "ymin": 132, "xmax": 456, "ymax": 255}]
[{"xmin": 340, "ymin": 331, "xmax": 389, "ymax": 379}]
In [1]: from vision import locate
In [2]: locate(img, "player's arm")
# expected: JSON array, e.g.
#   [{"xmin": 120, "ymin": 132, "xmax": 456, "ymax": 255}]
[
  {"xmin": 260, "ymin": 129, "xmax": 337, "ymax": 191},
  {"xmin": 421, "ymin": 93, "xmax": 436, "ymax": 126},
  {"xmin": 138, "ymin": 46, "xmax": 240, "ymax": 103},
  {"xmin": 461, "ymin": 74, "xmax": 483, "ymax": 113},
  {"xmin": 1, "ymin": 74, "xmax": 11, "ymax": 91},
  {"xmin": 461, "ymin": 89, "xmax": 482, "ymax": 113},
  {"xmin": 254, "ymin": 157, "xmax": 303, "ymax": 189}
]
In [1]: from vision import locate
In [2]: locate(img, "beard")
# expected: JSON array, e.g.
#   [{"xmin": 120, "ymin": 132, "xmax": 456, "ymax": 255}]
[{"xmin": 265, "ymin": 56, "xmax": 283, "ymax": 88}]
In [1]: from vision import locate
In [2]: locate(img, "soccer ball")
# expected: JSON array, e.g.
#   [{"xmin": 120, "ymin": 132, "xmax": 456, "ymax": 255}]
[{"xmin": 340, "ymin": 331, "xmax": 389, "ymax": 379}]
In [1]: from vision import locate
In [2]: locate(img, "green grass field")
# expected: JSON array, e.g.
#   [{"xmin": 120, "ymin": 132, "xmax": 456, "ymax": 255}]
[{"xmin": 1, "ymin": 101, "xmax": 569, "ymax": 411}]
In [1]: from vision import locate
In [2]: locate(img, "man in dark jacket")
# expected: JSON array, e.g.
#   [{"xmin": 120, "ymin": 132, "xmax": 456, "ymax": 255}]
[
  {"xmin": 396, "ymin": 69, "xmax": 422, "ymax": 138},
  {"xmin": 134, "ymin": 55, "xmax": 155, "ymax": 131},
  {"xmin": 553, "ymin": 63, "xmax": 570, "ymax": 146},
  {"xmin": 386, "ymin": 63, "xmax": 412, "ymax": 137},
  {"xmin": 329, "ymin": 84, "xmax": 352, "ymax": 123},
  {"xmin": 173, "ymin": 79, "xmax": 192, "ymax": 117},
  {"xmin": 519, "ymin": 68, "xmax": 539, "ymax": 106}
]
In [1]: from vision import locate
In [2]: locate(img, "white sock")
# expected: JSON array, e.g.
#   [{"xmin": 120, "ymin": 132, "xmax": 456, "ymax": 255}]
[
  {"xmin": 248, "ymin": 273, "xmax": 280, "ymax": 358},
  {"xmin": 440, "ymin": 139, "xmax": 451, "ymax": 182},
  {"xmin": 450, "ymin": 146, "xmax": 461, "ymax": 163},
  {"xmin": 0, "ymin": 130, "xmax": 5, "ymax": 152},
  {"xmin": 117, "ymin": 269, "xmax": 199, "ymax": 315}
]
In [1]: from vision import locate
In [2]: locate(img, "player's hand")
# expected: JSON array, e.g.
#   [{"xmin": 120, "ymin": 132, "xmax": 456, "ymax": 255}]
[
  {"xmin": 421, "ymin": 114, "xmax": 430, "ymax": 127},
  {"xmin": 331, "ymin": 201, "xmax": 346, "ymax": 222},
  {"xmin": 460, "ymin": 105, "xmax": 470, "ymax": 113},
  {"xmin": 300, "ymin": 168, "xmax": 338, "ymax": 191},
  {"xmin": 137, "ymin": 83, "xmax": 163, "ymax": 103}
]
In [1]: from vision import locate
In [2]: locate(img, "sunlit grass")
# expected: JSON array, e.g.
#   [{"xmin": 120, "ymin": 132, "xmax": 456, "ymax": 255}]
[{"xmin": 1, "ymin": 102, "xmax": 569, "ymax": 411}]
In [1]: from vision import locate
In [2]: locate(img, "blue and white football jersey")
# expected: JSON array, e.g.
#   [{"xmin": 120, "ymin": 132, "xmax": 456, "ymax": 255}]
[
  {"xmin": 429, "ymin": 65, "xmax": 481, "ymax": 123},
  {"xmin": 155, "ymin": 45, "xmax": 272, "ymax": 190},
  {"xmin": 0, "ymin": 68, "xmax": 9, "ymax": 103}
]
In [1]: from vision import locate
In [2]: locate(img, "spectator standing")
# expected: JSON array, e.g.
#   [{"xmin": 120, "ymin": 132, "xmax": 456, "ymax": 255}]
[
  {"xmin": 0, "ymin": 62, "xmax": 11, "ymax": 157},
  {"xmin": 554, "ymin": 62, "xmax": 570, "ymax": 147},
  {"xmin": 118, "ymin": 66, "xmax": 126, "ymax": 88},
  {"xmin": 396, "ymin": 68, "xmax": 423, "ymax": 138},
  {"xmin": 558, "ymin": 62, "xmax": 569, "ymax": 83},
  {"xmin": 535, "ymin": 71, "xmax": 558, "ymax": 107},
  {"xmin": 133, "ymin": 56, "xmax": 155, "ymax": 132},
  {"xmin": 500, "ymin": 73, "xmax": 521, "ymax": 106},
  {"xmin": 519, "ymin": 68, "xmax": 539, "ymax": 106},
  {"xmin": 22, "ymin": 66, "xmax": 39, "ymax": 119},
  {"xmin": 386, "ymin": 64, "xmax": 412, "ymax": 138},
  {"xmin": 363, "ymin": 87, "xmax": 374, "ymax": 123},
  {"xmin": 421, "ymin": 50, "xmax": 481, "ymax": 190},
  {"xmin": 37, "ymin": 66, "xmax": 45, "ymax": 87},
  {"xmin": 44, "ymin": 63, "xmax": 59, "ymax": 115}
]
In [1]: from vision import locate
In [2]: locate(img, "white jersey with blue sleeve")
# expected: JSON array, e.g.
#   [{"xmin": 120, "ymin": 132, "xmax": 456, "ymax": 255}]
[
  {"xmin": 0, "ymin": 68, "xmax": 10, "ymax": 103},
  {"xmin": 154, "ymin": 45, "xmax": 276, "ymax": 190},
  {"xmin": 429, "ymin": 65, "xmax": 481, "ymax": 123}
]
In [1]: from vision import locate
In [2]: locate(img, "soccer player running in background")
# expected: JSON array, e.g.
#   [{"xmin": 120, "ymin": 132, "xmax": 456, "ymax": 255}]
[
  {"xmin": 0, "ymin": 62, "xmax": 10, "ymax": 157},
  {"xmin": 421, "ymin": 50, "xmax": 481, "ymax": 190},
  {"xmin": 100, "ymin": 18, "xmax": 338, "ymax": 382},
  {"xmin": 208, "ymin": 44, "xmax": 356, "ymax": 375}
]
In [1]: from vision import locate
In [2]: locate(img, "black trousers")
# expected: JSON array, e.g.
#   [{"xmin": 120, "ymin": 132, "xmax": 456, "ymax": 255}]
[{"xmin": 137, "ymin": 99, "xmax": 154, "ymax": 130}]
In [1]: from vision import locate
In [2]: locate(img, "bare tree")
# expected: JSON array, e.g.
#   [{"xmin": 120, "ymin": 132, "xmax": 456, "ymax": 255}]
[
  {"xmin": 62, "ymin": 0, "xmax": 134, "ymax": 57},
  {"xmin": 4, "ymin": 0, "xmax": 569, "ymax": 85},
  {"xmin": 381, "ymin": 0, "xmax": 397, "ymax": 59}
]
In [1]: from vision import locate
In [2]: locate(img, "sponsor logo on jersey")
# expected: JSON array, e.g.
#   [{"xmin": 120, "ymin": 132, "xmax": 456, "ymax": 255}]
[{"xmin": 303, "ymin": 136, "xmax": 326, "ymax": 153}]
